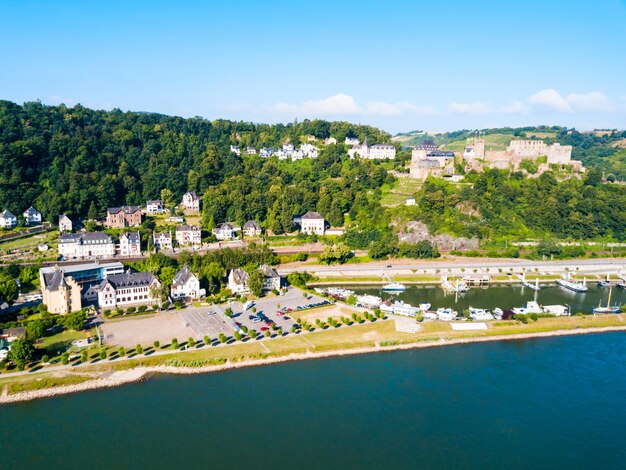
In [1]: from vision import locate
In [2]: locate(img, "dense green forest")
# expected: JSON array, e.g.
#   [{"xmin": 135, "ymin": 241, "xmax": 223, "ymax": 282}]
[
  {"xmin": 0, "ymin": 100, "xmax": 391, "ymax": 220},
  {"xmin": 410, "ymin": 169, "xmax": 626, "ymax": 241}
]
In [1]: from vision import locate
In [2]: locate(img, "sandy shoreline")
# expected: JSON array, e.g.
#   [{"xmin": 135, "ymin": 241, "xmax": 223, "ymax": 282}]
[{"xmin": 2, "ymin": 325, "xmax": 625, "ymax": 405}]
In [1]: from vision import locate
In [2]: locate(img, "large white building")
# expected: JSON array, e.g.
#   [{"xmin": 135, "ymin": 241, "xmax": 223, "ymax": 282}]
[
  {"xmin": 175, "ymin": 225, "xmax": 201, "ymax": 246},
  {"xmin": 300, "ymin": 211, "xmax": 325, "ymax": 235},
  {"xmin": 23, "ymin": 206, "xmax": 42, "ymax": 225},
  {"xmin": 212, "ymin": 223, "xmax": 240, "ymax": 240},
  {"xmin": 171, "ymin": 266, "xmax": 203, "ymax": 300},
  {"xmin": 146, "ymin": 199, "xmax": 164, "ymax": 214},
  {"xmin": 58, "ymin": 232, "xmax": 116, "ymax": 260},
  {"xmin": 97, "ymin": 271, "xmax": 161, "ymax": 309},
  {"xmin": 58, "ymin": 214, "xmax": 73, "ymax": 233},
  {"xmin": 228, "ymin": 268, "xmax": 250, "ymax": 294},
  {"xmin": 119, "ymin": 232, "xmax": 141, "ymax": 257},
  {"xmin": 368, "ymin": 144, "xmax": 396, "ymax": 159}
]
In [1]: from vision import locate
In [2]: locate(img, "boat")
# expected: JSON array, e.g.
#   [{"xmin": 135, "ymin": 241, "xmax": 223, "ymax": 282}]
[
  {"xmin": 512, "ymin": 301, "xmax": 543, "ymax": 315},
  {"xmin": 556, "ymin": 274, "xmax": 588, "ymax": 293},
  {"xmin": 355, "ymin": 294, "xmax": 382, "ymax": 308},
  {"xmin": 436, "ymin": 308, "xmax": 458, "ymax": 321},
  {"xmin": 382, "ymin": 282, "xmax": 406, "ymax": 292},
  {"xmin": 519, "ymin": 274, "xmax": 541, "ymax": 291},
  {"xmin": 418, "ymin": 302, "xmax": 431, "ymax": 311},
  {"xmin": 468, "ymin": 307, "xmax": 493, "ymax": 321},
  {"xmin": 618, "ymin": 271, "xmax": 626, "ymax": 282},
  {"xmin": 597, "ymin": 273, "xmax": 611, "ymax": 287},
  {"xmin": 542, "ymin": 305, "xmax": 569, "ymax": 316},
  {"xmin": 440, "ymin": 276, "xmax": 469, "ymax": 293},
  {"xmin": 492, "ymin": 308, "xmax": 504, "ymax": 320},
  {"xmin": 593, "ymin": 287, "xmax": 621, "ymax": 314}
]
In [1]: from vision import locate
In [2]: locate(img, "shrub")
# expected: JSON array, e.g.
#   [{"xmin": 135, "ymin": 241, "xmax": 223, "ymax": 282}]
[
  {"xmin": 187, "ymin": 338, "xmax": 195, "ymax": 348},
  {"xmin": 152, "ymin": 304, "xmax": 159, "ymax": 311},
  {"xmin": 265, "ymin": 330, "xmax": 271, "ymax": 338},
  {"xmin": 41, "ymin": 354, "xmax": 49, "ymax": 364},
  {"xmin": 136, "ymin": 344, "xmax": 143, "ymax": 354},
  {"xmin": 233, "ymin": 331, "xmax": 241, "ymax": 341},
  {"xmin": 249, "ymin": 330, "xmax": 258, "ymax": 339},
  {"xmin": 153, "ymin": 340, "xmax": 160, "ymax": 349},
  {"xmin": 138, "ymin": 305, "xmax": 147, "ymax": 312},
  {"xmin": 162, "ymin": 301, "xmax": 170, "ymax": 309},
  {"xmin": 174, "ymin": 301, "xmax": 184, "ymax": 310},
  {"xmin": 103, "ymin": 309, "xmax": 111, "ymax": 317},
  {"xmin": 126, "ymin": 307, "xmax": 136, "ymax": 314},
  {"xmin": 62, "ymin": 353, "xmax": 69, "ymax": 365},
  {"xmin": 81, "ymin": 350, "xmax": 88, "ymax": 363},
  {"xmin": 171, "ymin": 338, "xmax": 179, "ymax": 348},
  {"xmin": 118, "ymin": 347, "xmax": 125, "ymax": 357},
  {"xmin": 203, "ymin": 335, "xmax": 211, "ymax": 346},
  {"xmin": 100, "ymin": 350, "xmax": 107, "ymax": 360},
  {"xmin": 219, "ymin": 333, "xmax": 227, "ymax": 344}
]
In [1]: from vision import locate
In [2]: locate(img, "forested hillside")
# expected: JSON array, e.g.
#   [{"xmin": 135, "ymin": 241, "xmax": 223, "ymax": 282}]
[{"xmin": 0, "ymin": 100, "xmax": 391, "ymax": 221}]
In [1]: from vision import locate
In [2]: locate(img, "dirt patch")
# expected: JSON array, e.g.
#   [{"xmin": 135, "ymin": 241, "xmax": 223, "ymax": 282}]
[{"xmin": 102, "ymin": 313, "xmax": 196, "ymax": 348}]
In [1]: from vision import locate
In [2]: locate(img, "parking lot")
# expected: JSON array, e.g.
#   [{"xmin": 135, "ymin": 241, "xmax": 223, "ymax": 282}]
[
  {"xmin": 225, "ymin": 287, "xmax": 330, "ymax": 334},
  {"xmin": 179, "ymin": 306, "xmax": 234, "ymax": 339}
]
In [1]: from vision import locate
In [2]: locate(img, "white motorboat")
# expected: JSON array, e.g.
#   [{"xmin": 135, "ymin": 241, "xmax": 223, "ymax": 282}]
[
  {"xmin": 382, "ymin": 282, "xmax": 406, "ymax": 292},
  {"xmin": 468, "ymin": 307, "xmax": 494, "ymax": 321},
  {"xmin": 436, "ymin": 308, "xmax": 458, "ymax": 321},
  {"xmin": 418, "ymin": 302, "xmax": 431, "ymax": 311},
  {"xmin": 556, "ymin": 274, "xmax": 588, "ymax": 293},
  {"xmin": 512, "ymin": 301, "xmax": 543, "ymax": 315}
]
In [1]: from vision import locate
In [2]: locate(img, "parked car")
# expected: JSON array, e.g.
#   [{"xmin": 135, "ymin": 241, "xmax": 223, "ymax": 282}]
[
  {"xmin": 252, "ymin": 317, "xmax": 262, "ymax": 323},
  {"xmin": 260, "ymin": 327, "xmax": 269, "ymax": 331}
]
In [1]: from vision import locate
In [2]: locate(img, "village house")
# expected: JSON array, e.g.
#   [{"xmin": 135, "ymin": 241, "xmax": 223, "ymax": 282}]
[
  {"xmin": 59, "ymin": 214, "xmax": 73, "ymax": 233},
  {"xmin": 243, "ymin": 220, "xmax": 262, "ymax": 237},
  {"xmin": 300, "ymin": 211, "xmax": 326, "ymax": 235},
  {"xmin": 368, "ymin": 143, "xmax": 396, "ymax": 159},
  {"xmin": 153, "ymin": 231, "xmax": 172, "ymax": 251},
  {"xmin": 23, "ymin": 206, "xmax": 42, "ymax": 225},
  {"xmin": 228, "ymin": 268, "xmax": 250, "ymax": 294},
  {"xmin": 230, "ymin": 145, "xmax": 241, "ymax": 156},
  {"xmin": 405, "ymin": 197, "xmax": 416, "ymax": 206},
  {"xmin": 260, "ymin": 265, "xmax": 282, "ymax": 291},
  {"xmin": 97, "ymin": 270, "xmax": 161, "ymax": 309},
  {"xmin": 175, "ymin": 224, "xmax": 201, "ymax": 246},
  {"xmin": 324, "ymin": 137, "xmax": 337, "ymax": 145},
  {"xmin": 119, "ymin": 232, "xmax": 141, "ymax": 257},
  {"xmin": 106, "ymin": 206, "xmax": 142, "ymax": 228},
  {"xmin": 0, "ymin": 210, "xmax": 17, "ymax": 229},
  {"xmin": 345, "ymin": 137, "xmax": 359, "ymax": 146},
  {"xmin": 212, "ymin": 222, "xmax": 240, "ymax": 240},
  {"xmin": 146, "ymin": 199, "xmax": 164, "ymax": 214},
  {"xmin": 181, "ymin": 191, "xmax": 200, "ymax": 212},
  {"xmin": 58, "ymin": 232, "xmax": 116, "ymax": 260},
  {"xmin": 260, "ymin": 148, "xmax": 273, "ymax": 157},
  {"xmin": 246, "ymin": 147, "xmax": 257, "ymax": 155},
  {"xmin": 170, "ymin": 265, "xmax": 203, "ymax": 300}
]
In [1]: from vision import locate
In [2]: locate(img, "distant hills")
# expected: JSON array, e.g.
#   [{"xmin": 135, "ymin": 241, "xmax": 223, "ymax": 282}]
[{"xmin": 393, "ymin": 126, "xmax": 626, "ymax": 179}]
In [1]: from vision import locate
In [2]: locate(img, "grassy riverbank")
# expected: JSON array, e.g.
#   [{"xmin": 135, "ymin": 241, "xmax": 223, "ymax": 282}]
[{"xmin": 1, "ymin": 313, "xmax": 625, "ymax": 402}]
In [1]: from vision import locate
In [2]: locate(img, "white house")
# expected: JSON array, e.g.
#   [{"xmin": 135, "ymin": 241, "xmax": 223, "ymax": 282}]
[
  {"xmin": 260, "ymin": 148, "xmax": 273, "ymax": 157},
  {"xmin": 300, "ymin": 211, "xmax": 325, "ymax": 235},
  {"xmin": 324, "ymin": 137, "xmax": 337, "ymax": 145},
  {"xmin": 97, "ymin": 271, "xmax": 160, "ymax": 309},
  {"xmin": 230, "ymin": 145, "xmax": 241, "ymax": 155},
  {"xmin": 228, "ymin": 268, "xmax": 250, "ymax": 294},
  {"xmin": 213, "ymin": 223, "xmax": 240, "ymax": 240},
  {"xmin": 119, "ymin": 232, "xmax": 141, "ymax": 257},
  {"xmin": 246, "ymin": 147, "xmax": 257, "ymax": 155},
  {"xmin": 59, "ymin": 214, "xmax": 73, "ymax": 233},
  {"xmin": 146, "ymin": 199, "xmax": 164, "ymax": 214},
  {"xmin": 0, "ymin": 210, "xmax": 17, "ymax": 229},
  {"xmin": 345, "ymin": 137, "xmax": 359, "ymax": 146},
  {"xmin": 260, "ymin": 265, "xmax": 282, "ymax": 292},
  {"xmin": 181, "ymin": 192, "xmax": 200, "ymax": 212},
  {"xmin": 243, "ymin": 220, "xmax": 262, "ymax": 237},
  {"xmin": 23, "ymin": 206, "xmax": 42, "ymax": 225},
  {"xmin": 405, "ymin": 197, "xmax": 416, "ymax": 206},
  {"xmin": 175, "ymin": 225, "xmax": 201, "ymax": 246},
  {"xmin": 58, "ymin": 232, "xmax": 116, "ymax": 260},
  {"xmin": 171, "ymin": 265, "xmax": 203, "ymax": 300},
  {"xmin": 368, "ymin": 144, "xmax": 396, "ymax": 159},
  {"xmin": 153, "ymin": 231, "xmax": 172, "ymax": 251}
]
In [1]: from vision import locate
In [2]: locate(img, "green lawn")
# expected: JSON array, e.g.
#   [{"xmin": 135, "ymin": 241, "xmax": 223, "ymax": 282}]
[
  {"xmin": 381, "ymin": 177, "xmax": 422, "ymax": 207},
  {"xmin": 37, "ymin": 330, "xmax": 89, "ymax": 355}
]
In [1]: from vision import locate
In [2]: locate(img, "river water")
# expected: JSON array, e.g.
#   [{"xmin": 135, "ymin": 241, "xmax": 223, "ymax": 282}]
[
  {"xmin": 2, "ymin": 332, "xmax": 626, "ymax": 469},
  {"xmin": 333, "ymin": 282, "xmax": 626, "ymax": 314}
]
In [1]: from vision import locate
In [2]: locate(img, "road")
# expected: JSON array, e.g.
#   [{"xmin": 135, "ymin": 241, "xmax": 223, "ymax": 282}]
[{"xmin": 276, "ymin": 258, "xmax": 626, "ymax": 277}]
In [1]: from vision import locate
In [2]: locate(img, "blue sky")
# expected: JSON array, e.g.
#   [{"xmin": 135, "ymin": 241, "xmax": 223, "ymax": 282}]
[{"xmin": 1, "ymin": 0, "xmax": 625, "ymax": 133}]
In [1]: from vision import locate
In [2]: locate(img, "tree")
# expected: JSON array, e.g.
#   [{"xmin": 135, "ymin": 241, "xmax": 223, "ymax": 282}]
[
  {"xmin": 0, "ymin": 272, "xmax": 19, "ymax": 305},
  {"xmin": 537, "ymin": 239, "xmax": 562, "ymax": 258},
  {"xmin": 87, "ymin": 201, "xmax": 98, "ymax": 220},
  {"xmin": 153, "ymin": 340, "xmax": 160, "ymax": 349},
  {"xmin": 247, "ymin": 269, "xmax": 265, "ymax": 297},
  {"xmin": 203, "ymin": 335, "xmax": 211, "ymax": 346},
  {"xmin": 62, "ymin": 352, "xmax": 70, "ymax": 365},
  {"xmin": 171, "ymin": 338, "xmax": 179, "ymax": 348},
  {"xmin": 160, "ymin": 188, "xmax": 176, "ymax": 208},
  {"xmin": 219, "ymin": 333, "xmax": 227, "ymax": 344},
  {"xmin": 100, "ymin": 350, "xmax": 107, "ymax": 360},
  {"xmin": 187, "ymin": 337, "xmax": 195, "ymax": 348},
  {"xmin": 80, "ymin": 350, "xmax": 88, "ymax": 363},
  {"xmin": 118, "ymin": 346, "xmax": 125, "ymax": 357},
  {"xmin": 62, "ymin": 310, "xmax": 87, "ymax": 331},
  {"xmin": 136, "ymin": 344, "xmax": 143, "ymax": 354},
  {"xmin": 8, "ymin": 337, "xmax": 35, "ymax": 369},
  {"xmin": 41, "ymin": 354, "xmax": 49, "ymax": 364}
]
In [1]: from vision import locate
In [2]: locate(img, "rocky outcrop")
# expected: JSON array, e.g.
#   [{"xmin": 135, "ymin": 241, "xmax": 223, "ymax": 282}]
[{"xmin": 397, "ymin": 221, "xmax": 479, "ymax": 251}]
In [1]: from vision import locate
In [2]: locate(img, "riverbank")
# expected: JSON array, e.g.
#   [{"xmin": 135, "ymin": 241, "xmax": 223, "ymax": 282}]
[{"xmin": 2, "ymin": 322, "xmax": 625, "ymax": 405}]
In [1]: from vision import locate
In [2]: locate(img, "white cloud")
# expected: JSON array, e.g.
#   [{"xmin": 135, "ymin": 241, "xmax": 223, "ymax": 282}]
[
  {"xmin": 528, "ymin": 89, "xmax": 572, "ymax": 113},
  {"xmin": 501, "ymin": 100, "xmax": 528, "ymax": 115},
  {"xmin": 448, "ymin": 101, "xmax": 490, "ymax": 115},
  {"xmin": 528, "ymin": 89, "xmax": 611, "ymax": 113},
  {"xmin": 256, "ymin": 94, "xmax": 434, "ymax": 117},
  {"xmin": 567, "ymin": 92, "xmax": 611, "ymax": 112},
  {"xmin": 365, "ymin": 101, "xmax": 435, "ymax": 116}
]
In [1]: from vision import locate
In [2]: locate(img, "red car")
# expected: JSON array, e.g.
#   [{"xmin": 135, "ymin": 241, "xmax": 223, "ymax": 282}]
[{"xmin": 260, "ymin": 327, "xmax": 269, "ymax": 331}]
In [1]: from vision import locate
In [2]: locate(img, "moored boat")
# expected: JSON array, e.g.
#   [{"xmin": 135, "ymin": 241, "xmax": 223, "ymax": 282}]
[
  {"xmin": 382, "ymin": 282, "xmax": 406, "ymax": 292},
  {"xmin": 593, "ymin": 287, "xmax": 621, "ymax": 314}
]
